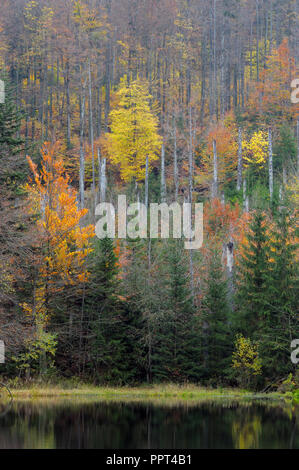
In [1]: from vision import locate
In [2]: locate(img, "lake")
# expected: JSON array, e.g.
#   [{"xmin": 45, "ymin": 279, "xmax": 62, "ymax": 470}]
[{"xmin": 0, "ymin": 398, "xmax": 298, "ymax": 449}]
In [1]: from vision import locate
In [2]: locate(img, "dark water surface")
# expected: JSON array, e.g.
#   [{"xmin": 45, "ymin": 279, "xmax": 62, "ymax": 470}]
[{"xmin": 0, "ymin": 398, "xmax": 298, "ymax": 449}]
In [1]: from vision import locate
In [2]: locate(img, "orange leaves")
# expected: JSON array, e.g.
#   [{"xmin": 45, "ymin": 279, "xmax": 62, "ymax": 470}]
[
  {"xmin": 195, "ymin": 116, "xmax": 238, "ymax": 192},
  {"xmin": 26, "ymin": 142, "xmax": 94, "ymax": 287},
  {"xmin": 247, "ymin": 39, "xmax": 299, "ymax": 125}
]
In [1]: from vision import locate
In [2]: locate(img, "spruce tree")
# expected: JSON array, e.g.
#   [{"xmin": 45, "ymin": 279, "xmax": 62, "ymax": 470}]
[
  {"xmin": 235, "ymin": 211, "xmax": 272, "ymax": 337},
  {"xmin": 0, "ymin": 77, "xmax": 22, "ymax": 155},
  {"xmin": 262, "ymin": 209, "xmax": 299, "ymax": 380},
  {"xmin": 85, "ymin": 238, "xmax": 129, "ymax": 384},
  {"xmin": 151, "ymin": 241, "xmax": 201, "ymax": 383},
  {"xmin": 201, "ymin": 252, "xmax": 232, "ymax": 383}
]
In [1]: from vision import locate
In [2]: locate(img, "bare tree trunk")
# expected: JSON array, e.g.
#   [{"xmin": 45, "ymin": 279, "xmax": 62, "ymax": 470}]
[
  {"xmin": 145, "ymin": 155, "xmax": 149, "ymax": 209},
  {"xmin": 188, "ymin": 106, "xmax": 194, "ymax": 299},
  {"xmin": 256, "ymin": 0, "xmax": 260, "ymax": 82},
  {"xmin": 88, "ymin": 59, "xmax": 96, "ymax": 208},
  {"xmin": 268, "ymin": 127, "xmax": 274, "ymax": 202},
  {"xmin": 100, "ymin": 157, "xmax": 107, "ymax": 203},
  {"xmin": 79, "ymin": 79, "xmax": 87, "ymax": 210},
  {"xmin": 243, "ymin": 178, "xmax": 249, "ymax": 212},
  {"xmin": 212, "ymin": 139, "xmax": 218, "ymax": 199},
  {"xmin": 237, "ymin": 127, "xmax": 243, "ymax": 191},
  {"xmin": 161, "ymin": 142, "xmax": 166, "ymax": 202},
  {"xmin": 66, "ymin": 59, "xmax": 71, "ymax": 149},
  {"xmin": 173, "ymin": 119, "xmax": 179, "ymax": 201}
]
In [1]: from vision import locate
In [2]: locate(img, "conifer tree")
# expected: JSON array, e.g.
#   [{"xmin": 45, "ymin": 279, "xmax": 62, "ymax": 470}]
[
  {"xmin": 0, "ymin": 77, "xmax": 22, "ymax": 155},
  {"xmin": 201, "ymin": 252, "xmax": 232, "ymax": 382},
  {"xmin": 235, "ymin": 211, "xmax": 272, "ymax": 337},
  {"xmin": 152, "ymin": 241, "xmax": 201, "ymax": 382},
  {"xmin": 261, "ymin": 209, "xmax": 299, "ymax": 380}
]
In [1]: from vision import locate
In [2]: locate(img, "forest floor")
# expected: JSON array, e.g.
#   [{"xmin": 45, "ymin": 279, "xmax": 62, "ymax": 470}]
[{"xmin": 5, "ymin": 383, "xmax": 295, "ymax": 403}]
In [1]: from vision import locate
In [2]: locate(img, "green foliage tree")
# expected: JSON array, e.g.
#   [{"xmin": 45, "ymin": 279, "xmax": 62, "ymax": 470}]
[{"xmin": 200, "ymin": 253, "xmax": 232, "ymax": 383}]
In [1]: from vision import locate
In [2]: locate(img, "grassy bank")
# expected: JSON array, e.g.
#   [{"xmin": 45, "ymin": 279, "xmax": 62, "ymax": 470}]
[{"xmin": 6, "ymin": 383, "xmax": 289, "ymax": 402}]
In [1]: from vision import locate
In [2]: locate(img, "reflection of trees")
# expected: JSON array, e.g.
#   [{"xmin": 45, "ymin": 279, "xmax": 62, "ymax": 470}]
[
  {"xmin": 0, "ymin": 400, "xmax": 298, "ymax": 449},
  {"xmin": 232, "ymin": 414, "xmax": 262, "ymax": 449}
]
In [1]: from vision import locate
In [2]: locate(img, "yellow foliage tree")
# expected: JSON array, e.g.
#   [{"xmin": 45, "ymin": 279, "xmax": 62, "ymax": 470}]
[
  {"xmin": 242, "ymin": 131, "xmax": 269, "ymax": 169},
  {"xmin": 232, "ymin": 335, "xmax": 262, "ymax": 388},
  {"xmin": 106, "ymin": 78, "xmax": 162, "ymax": 182}
]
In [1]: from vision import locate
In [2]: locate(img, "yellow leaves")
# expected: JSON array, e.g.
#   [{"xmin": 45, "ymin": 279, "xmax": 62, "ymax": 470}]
[
  {"xmin": 242, "ymin": 131, "xmax": 269, "ymax": 168},
  {"xmin": 232, "ymin": 335, "xmax": 262, "ymax": 377},
  {"xmin": 106, "ymin": 78, "xmax": 162, "ymax": 182}
]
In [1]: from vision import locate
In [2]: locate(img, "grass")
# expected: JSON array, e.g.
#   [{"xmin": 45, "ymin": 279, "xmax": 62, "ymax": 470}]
[{"xmin": 7, "ymin": 383, "xmax": 286, "ymax": 402}]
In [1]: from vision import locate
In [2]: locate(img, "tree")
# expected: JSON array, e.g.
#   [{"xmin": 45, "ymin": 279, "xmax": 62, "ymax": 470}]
[
  {"xmin": 23, "ymin": 142, "xmax": 94, "ymax": 377},
  {"xmin": 106, "ymin": 78, "xmax": 162, "ymax": 182},
  {"xmin": 151, "ymin": 241, "xmax": 201, "ymax": 383},
  {"xmin": 200, "ymin": 252, "xmax": 232, "ymax": 382},
  {"xmin": 85, "ymin": 238, "xmax": 137, "ymax": 384},
  {"xmin": 235, "ymin": 211, "xmax": 272, "ymax": 337},
  {"xmin": 232, "ymin": 335, "xmax": 262, "ymax": 389}
]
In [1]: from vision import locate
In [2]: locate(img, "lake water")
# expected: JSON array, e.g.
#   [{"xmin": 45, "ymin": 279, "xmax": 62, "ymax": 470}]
[{"xmin": 0, "ymin": 398, "xmax": 298, "ymax": 449}]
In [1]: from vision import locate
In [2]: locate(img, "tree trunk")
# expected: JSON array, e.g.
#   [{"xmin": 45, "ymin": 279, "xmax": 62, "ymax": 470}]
[
  {"xmin": 212, "ymin": 139, "xmax": 218, "ymax": 199},
  {"xmin": 145, "ymin": 155, "xmax": 149, "ymax": 209},
  {"xmin": 173, "ymin": 119, "xmax": 179, "ymax": 201},
  {"xmin": 268, "ymin": 127, "xmax": 274, "ymax": 202},
  {"xmin": 79, "ymin": 80, "xmax": 87, "ymax": 210},
  {"xmin": 237, "ymin": 127, "xmax": 243, "ymax": 191},
  {"xmin": 161, "ymin": 142, "xmax": 166, "ymax": 202}
]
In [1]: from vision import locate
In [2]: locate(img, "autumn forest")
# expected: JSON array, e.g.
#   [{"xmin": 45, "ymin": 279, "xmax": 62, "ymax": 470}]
[{"xmin": 0, "ymin": 0, "xmax": 298, "ymax": 390}]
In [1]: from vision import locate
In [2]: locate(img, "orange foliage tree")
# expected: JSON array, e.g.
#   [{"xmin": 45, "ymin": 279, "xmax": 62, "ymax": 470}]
[{"xmin": 25, "ymin": 142, "xmax": 94, "ymax": 322}]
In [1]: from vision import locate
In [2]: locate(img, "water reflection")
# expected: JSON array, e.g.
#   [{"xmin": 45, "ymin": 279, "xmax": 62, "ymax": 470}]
[{"xmin": 0, "ymin": 399, "xmax": 297, "ymax": 449}]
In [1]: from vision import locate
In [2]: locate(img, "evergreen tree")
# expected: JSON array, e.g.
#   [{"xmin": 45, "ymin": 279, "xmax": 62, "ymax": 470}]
[
  {"xmin": 85, "ymin": 238, "xmax": 143, "ymax": 384},
  {"xmin": 235, "ymin": 211, "xmax": 272, "ymax": 337},
  {"xmin": 261, "ymin": 209, "xmax": 299, "ymax": 380},
  {"xmin": 200, "ymin": 252, "xmax": 232, "ymax": 383},
  {"xmin": 0, "ymin": 77, "xmax": 24, "ymax": 186},
  {"xmin": 0, "ymin": 77, "xmax": 22, "ymax": 155},
  {"xmin": 151, "ymin": 241, "xmax": 201, "ymax": 383}
]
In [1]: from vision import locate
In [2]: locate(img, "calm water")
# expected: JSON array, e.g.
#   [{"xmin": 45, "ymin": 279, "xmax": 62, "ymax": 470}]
[{"xmin": 0, "ymin": 399, "xmax": 298, "ymax": 449}]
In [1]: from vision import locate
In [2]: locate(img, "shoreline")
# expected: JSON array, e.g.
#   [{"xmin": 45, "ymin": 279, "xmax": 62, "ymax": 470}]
[{"xmin": 5, "ymin": 384, "xmax": 293, "ymax": 402}]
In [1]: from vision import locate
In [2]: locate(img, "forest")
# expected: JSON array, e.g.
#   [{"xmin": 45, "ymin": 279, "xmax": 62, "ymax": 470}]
[{"xmin": 0, "ymin": 0, "xmax": 298, "ymax": 391}]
